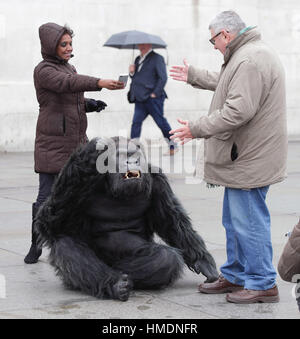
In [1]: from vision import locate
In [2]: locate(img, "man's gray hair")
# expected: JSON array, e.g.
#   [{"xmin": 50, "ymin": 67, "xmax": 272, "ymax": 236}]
[{"xmin": 209, "ymin": 11, "xmax": 246, "ymax": 34}]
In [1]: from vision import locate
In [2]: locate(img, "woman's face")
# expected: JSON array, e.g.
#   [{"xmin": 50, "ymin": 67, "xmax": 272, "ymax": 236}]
[{"xmin": 56, "ymin": 33, "xmax": 73, "ymax": 61}]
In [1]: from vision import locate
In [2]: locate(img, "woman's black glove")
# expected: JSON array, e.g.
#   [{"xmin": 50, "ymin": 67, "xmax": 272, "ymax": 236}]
[{"xmin": 85, "ymin": 99, "xmax": 107, "ymax": 113}]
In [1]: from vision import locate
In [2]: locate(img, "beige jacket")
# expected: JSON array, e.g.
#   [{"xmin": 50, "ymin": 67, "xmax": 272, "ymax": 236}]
[{"xmin": 187, "ymin": 28, "xmax": 287, "ymax": 189}]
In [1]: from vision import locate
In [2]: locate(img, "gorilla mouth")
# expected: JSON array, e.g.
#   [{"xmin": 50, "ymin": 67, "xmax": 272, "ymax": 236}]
[{"xmin": 124, "ymin": 170, "xmax": 141, "ymax": 179}]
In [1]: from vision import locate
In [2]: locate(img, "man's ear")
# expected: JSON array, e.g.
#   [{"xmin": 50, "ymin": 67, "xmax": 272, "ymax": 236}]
[{"xmin": 223, "ymin": 29, "xmax": 236, "ymax": 43}]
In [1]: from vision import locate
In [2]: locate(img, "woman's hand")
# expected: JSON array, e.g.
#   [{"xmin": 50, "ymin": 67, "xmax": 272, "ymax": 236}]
[{"xmin": 98, "ymin": 79, "xmax": 125, "ymax": 90}]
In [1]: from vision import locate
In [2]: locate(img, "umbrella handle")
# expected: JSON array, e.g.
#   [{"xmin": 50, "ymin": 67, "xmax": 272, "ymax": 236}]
[
  {"xmin": 131, "ymin": 46, "xmax": 135, "ymax": 63},
  {"xmin": 166, "ymin": 48, "xmax": 169, "ymax": 66}
]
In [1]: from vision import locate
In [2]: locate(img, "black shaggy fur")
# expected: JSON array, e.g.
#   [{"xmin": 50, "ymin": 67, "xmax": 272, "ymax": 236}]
[{"xmin": 35, "ymin": 137, "xmax": 218, "ymax": 301}]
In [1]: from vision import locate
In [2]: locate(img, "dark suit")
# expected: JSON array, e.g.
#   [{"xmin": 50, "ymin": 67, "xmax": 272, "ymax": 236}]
[
  {"xmin": 129, "ymin": 51, "xmax": 174, "ymax": 149},
  {"xmin": 129, "ymin": 51, "xmax": 167, "ymax": 102}
]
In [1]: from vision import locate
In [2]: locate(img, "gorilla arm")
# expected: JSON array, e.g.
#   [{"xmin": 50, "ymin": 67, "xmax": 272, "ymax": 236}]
[
  {"xmin": 148, "ymin": 171, "xmax": 218, "ymax": 282},
  {"xmin": 35, "ymin": 139, "xmax": 105, "ymax": 246}
]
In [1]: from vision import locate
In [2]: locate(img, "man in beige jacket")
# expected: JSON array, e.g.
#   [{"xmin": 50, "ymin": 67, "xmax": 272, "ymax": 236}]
[{"xmin": 170, "ymin": 11, "xmax": 288, "ymax": 304}]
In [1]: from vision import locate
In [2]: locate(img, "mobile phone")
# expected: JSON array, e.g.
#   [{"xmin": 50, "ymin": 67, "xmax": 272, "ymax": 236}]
[{"xmin": 119, "ymin": 74, "xmax": 128, "ymax": 86}]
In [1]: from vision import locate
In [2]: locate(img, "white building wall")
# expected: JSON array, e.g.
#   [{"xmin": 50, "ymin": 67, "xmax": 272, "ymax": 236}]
[{"xmin": 0, "ymin": 0, "xmax": 299, "ymax": 151}]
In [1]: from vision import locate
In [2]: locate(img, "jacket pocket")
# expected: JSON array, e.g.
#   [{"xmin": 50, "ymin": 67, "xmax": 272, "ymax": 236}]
[
  {"xmin": 231, "ymin": 142, "xmax": 238, "ymax": 161},
  {"xmin": 46, "ymin": 113, "xmax": 64, "ymax": 136},
  {"xmin": 205, "ymin": 136, "xmax": 235, "ymax": 166}
]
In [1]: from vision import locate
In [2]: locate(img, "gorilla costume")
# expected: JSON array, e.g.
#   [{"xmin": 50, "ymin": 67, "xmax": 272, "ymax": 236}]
[{"xmin": 35, "ymin": 137, "xmax": 218, "ymax": 301}]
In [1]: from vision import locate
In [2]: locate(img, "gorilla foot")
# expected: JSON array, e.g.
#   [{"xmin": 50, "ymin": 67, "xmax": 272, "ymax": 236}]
[
  {"xmin": 24, "ymin": 244, "xmax": 42, "ymax": 264},
  {"xmin": 112, "ymin": 274, "xmax": 132, "ymax": 302}
]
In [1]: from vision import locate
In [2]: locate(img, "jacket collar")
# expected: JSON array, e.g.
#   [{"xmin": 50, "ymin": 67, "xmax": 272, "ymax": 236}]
[
  {"xmin": 42, "ymin": 54, "xmax": 71, "ymax": 65},
  {"xmin": 139, "ymin": 48, "xmax": 153, "ymax": 60},
  {"xmin": 223, "ymin": 26, "xmax": 261, "ymax": 64},
  {"xmin": 137, "ymin": 50, "xmax": 154, "ymax": 62}
]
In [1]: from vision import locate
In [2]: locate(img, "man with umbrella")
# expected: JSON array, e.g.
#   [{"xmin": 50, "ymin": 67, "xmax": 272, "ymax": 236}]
[
  {"xmin": 104, "ymin": 31, "xmax": 177, "ymax": 155},
  {"xmin": 128, "ymin": 43, "xmax": 176, "ymax": 155}
]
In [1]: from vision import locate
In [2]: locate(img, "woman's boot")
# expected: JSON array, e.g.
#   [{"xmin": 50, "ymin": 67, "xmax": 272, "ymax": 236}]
[{"xmin": 24, "ymin": 203, "xmax": 42, "ymax": 264}]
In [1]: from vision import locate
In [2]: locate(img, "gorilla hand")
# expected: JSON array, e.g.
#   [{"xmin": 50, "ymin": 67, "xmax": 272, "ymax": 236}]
[
  {"xmin": 190, "ymin": 259, "xmax": 218, "ymax": 283},
  {"xmin": 112, "ymin": 274, "xmax": 132, "ymax": 302}
]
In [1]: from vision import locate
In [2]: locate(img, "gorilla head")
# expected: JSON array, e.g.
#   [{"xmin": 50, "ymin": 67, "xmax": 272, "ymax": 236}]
[{"xmin": 95, "ymin": 136, "xmax": 153, "ymax": 199}]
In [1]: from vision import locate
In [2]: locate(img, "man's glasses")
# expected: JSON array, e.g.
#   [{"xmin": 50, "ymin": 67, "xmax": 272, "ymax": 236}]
[{"xmin": 209, "ymin": 31, "xmax": 222, "ymax": 45}]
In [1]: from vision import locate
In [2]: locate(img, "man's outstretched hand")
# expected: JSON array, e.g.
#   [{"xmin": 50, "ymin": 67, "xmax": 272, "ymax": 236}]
[
  {"xmin": 169, "ymin": 58, "xmax": 189, "ymax": 82},
  {"xmin": 169, "ymin": 118, "xmax": 194, "ymax": 145}
]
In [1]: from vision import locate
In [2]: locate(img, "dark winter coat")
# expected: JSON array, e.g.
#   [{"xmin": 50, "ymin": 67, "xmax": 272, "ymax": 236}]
[{"xmin": 34, "ymin": 22, "xmax": 101, "ymax": 173}]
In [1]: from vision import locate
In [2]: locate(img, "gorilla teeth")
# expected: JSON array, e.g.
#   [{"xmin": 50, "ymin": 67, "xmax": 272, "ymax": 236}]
[{"xmin": 124, "ymin": 171, "xmax": 141, "ymax": 179}]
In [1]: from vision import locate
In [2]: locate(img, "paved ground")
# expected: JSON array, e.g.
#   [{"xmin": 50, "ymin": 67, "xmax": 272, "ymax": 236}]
[{"xmin": 0, "ymin": 140, "xmax": 299, "ymax": 319}]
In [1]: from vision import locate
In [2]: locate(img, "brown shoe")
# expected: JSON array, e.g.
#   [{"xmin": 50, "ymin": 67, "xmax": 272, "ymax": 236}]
[
  {"xmin": 198, "ymin": 275, "xmax": 244, "ymax": 294},
  {"xmin": 226, "ymin": 285, "xmax": 279, "ymax": 304}
]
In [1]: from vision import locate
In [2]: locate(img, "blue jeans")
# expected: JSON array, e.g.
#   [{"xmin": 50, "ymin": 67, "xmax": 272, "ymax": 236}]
[
  {"xmin": 220, "ymin": 186, "xmax": 277, "ymax": 290},
  {"xmin": 131, "ymin": 97, "xmax": 175, "ymax": 149}
]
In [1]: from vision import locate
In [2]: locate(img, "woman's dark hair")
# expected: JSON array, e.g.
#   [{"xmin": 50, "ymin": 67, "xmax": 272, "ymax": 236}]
[{"xmin": 63, "ymin": 24, "xmax": 74, "ymax": 37}]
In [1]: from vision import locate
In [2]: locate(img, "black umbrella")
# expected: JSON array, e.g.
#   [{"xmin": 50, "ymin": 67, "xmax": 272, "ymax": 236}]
[
  {"xmin": 103, "ymin": 30, "xmax": 167, "ymax": 49},
  {"xmin": 103, "ymin": 30, "xmax": 168, "ymax": 63}
]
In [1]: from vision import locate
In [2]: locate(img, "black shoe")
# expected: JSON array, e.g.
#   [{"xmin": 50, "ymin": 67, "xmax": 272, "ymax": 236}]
[{"xmin": 24, "ymin": 203, "xmax": 42, "ymax": 264}]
